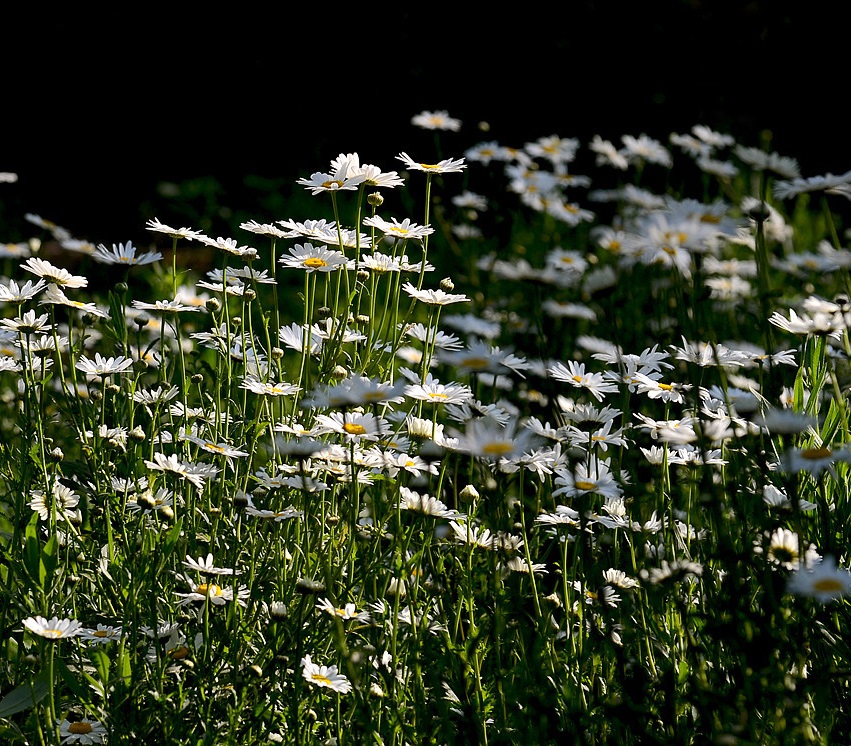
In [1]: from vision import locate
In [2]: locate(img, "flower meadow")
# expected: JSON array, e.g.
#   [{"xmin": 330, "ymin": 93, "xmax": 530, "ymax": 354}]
[{"xmin": 2, "ymin": 111, "xmax": 851, "ymax": 745}]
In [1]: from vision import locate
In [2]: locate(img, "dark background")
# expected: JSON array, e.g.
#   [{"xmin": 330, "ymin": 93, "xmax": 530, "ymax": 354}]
[{"xmin": 3, "ymin": 2, "xmax": 847, "ymax": 245}]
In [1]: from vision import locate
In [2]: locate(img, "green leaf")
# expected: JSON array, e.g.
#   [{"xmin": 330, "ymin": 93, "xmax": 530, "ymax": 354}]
[
  {"xmin": 55, "ymin": 657, "xmax": 95, "ymax": 705},
  {"xmin": 40, "ymin": 534, "xmax": 59, "ymax": 588},
  {"xmin": 88, "ymin": 645, "xmax": 111, "ymax": 687},
  {"xmin": 0, "ymin": 668, "xmax": 50, "ymax": 718},
  {"xmin": 23, "ymin": 513, "xmax": 40, "ymax": 588}
]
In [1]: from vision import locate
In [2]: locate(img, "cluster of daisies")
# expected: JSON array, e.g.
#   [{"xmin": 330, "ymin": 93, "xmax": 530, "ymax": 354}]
[{"xmin": 3, "ymin": 110, "xmax": 851, "ymax": 742}]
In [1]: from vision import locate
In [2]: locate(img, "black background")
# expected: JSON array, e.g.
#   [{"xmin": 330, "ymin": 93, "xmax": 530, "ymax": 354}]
[{"xmin": 3, "ymin": 2, "xmax": 847, "ymax": 244}]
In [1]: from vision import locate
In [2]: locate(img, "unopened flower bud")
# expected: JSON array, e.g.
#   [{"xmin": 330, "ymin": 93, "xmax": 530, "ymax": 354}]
[
  {"xmin": 367, "ymin": 192, "xmax": 384, "ymax": 208},
  {"xmin": 459, "ymin": 484, "xmax": 480, "ymax": 502},
  {"xmin": 316, "ymin": 306, "xmax": 331, "ymax": 320},
  {"xmin": 269, "ymin": 601, "xmax": 288, "ymax": 619},
  {"xmin": 331, "ymin": 365, "xmax": 348, "ymax": 380},
  {"xmin": 130, "ymin": 426, "xmax": 146, "ymax": 442},
  {"xmin": 271, "ymin": 347, "xmax": 284, "ymax": 360},
  {"xmin": 205, "ymin": 297, "xmax": 221, "ymax": 312},
  {"xmin": 49, "ymin": 447, "xmax": 64, "ymax": 462},
  {"xmin": 439, "ymin": 277, "xmax": 455, "ymax": 291}
]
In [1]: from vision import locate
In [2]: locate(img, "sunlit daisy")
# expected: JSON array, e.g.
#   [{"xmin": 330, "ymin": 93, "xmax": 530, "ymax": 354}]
[
  {"xmin": 396, "ymin": 152, "xmax": 467, "ymax": 175},
  {"xmin": 363, "ymin": 215, "xmax": 434, "ymax": 240},
  {"xmin": 145, "ymin": 217, "xmax": 204, "ymax": 241},
  {"xmin": 75, "ymin": 353, "xmax": 134, "ymax": 377},
  {"xmin": 300, "ymin": 654, "xmax": 353, "ymax": 693},
  {"xmin": 20, "ymin": 257, "xmax": 87, "ymax": 288},
  {"xmin": 183, "ymin": 553, "xmax": 240, "ymax": 576},
  {"xmin": 174, "ymin": 574, "xmax": 249, "ymax": 607},
  {"xmin": 38, "ymin": 283, "xmax": 109, "ymax": 319},
  {"xmin": 0, "ymin": 278, "xmax": 47, "ymax": 303},
  {"xmin": 93, "ymin": 241, "xmax": 162, "ymax": 265},
  {"xmin": 279, "ymin": 243, "xmax": 349, "ymax": 272},
  {"xmin": 23, "ymin": 615, "xmax": 83, "ymax": 640}
]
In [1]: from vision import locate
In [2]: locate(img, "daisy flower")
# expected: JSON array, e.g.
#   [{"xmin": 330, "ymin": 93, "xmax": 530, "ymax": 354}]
[
  {"xmin": 23, "ymin": 615, "xmax": 83, "ymax": 640},
  {"xmin": 313, "ymin": 411, "xmax": 390, "ymax": 442},
  {"xmin": 452, "ymin": 416, "xmax": 539, "ymax": 461},
  {"xmin": 93, "ymin": 241, "xmax": 163, "ymax": 265},
  {"xmin": 553, "ymin": 457, "xmax": 623, "ymax": 500},
  {"xmin": 403, "ymin": 375, "xmax": 474, "ymax": 405},
  {"xmin": 396, "ymin": 152, "xmax": 467, "ymax": 174},
  {"xmin": 39, "ymin": 284, "xmax": 109, "ymax": 319},
  {"xmin": 787, "ymin": 556, "xmax": 851, "ymax": 603},
  {"xmin": 79, "ymin": 624, "xmax": 123, "ymax": 645},
  {"xmin": 301, "ymin": 654, "xmax": 353, "ymax": 694},
  {"xmin": 144, "ymin": 452, "xmax": 215, "ymax": 492},
  {"xmin": 772, "ymin": 169, "xmax": 851, "ymax": 200},
  {"xmin": 296, "ymin": 160, "xmax": 367, "ymax": 195},
  {"xmin": 28, "ymin": 483, "xmax": 80, "ymax": 521},
  {"xmin": 411, "ymin": 109, "xmax": 462, "ymax": 131},
  {"xmin": 0, "ymin": 278, "xmax": 47, "ymax": 303},
  {"xmin": 20, "ymin": 257, "xmax": 87, "ymax": 288},
  {"xmin": 402, "ymin": 281, "xmax": 470, "ymax": 306},
  {"xmin": 733, "ymin": 145, "xmax": 801, "ymax": 178},
  {"xmin": 780, "ymin": 445, "xmax": 849, "ymax": 479},
  {"xmin": 240, "ymin": 374, "xmax": 300, "ymax": 397},
  {"xmin": 620, "ymin": 133, "xmax": 672, "ymax": 168},
  {"xmin": 58, "ymin": 717, "xmax": 107, "ymax": 744},
  {"xmin": 132, "ymin": 299, "xmax": 204, "ymax": 314},
  {"xmin": 174, "ymin": 575, "xmax": 249, "ymax": 607},
  {"xmin": 363, "ymin": 215, "xmax": 435, "ymax": 241},
  {"xmin": 279, "ymin": 243, "xmax": 350, "ymax": 272},
  {"xmin": 549, "ymin": 360, "xmax": 619, "ymax": 402},
  {"xmin": 145, "ymin": 217, "xmax": 204, "ymax": 241},
  {"xmin": 183, "ymin": 553, "xmax": 239, "ymax": 575},
  {"xmin": 196, "ymin": 235, "xmax": 258, "ymax": 259},
  {"xmin": 397, "ymin": 486, "xmax": 465, "ymax": 519},
  {"xmin": 316, "ymin": 598, "xmax": 371, "ymax": 623},
  {"xmin": 75, "ymin": 353, "xmax": 134, "ymax": 377}
]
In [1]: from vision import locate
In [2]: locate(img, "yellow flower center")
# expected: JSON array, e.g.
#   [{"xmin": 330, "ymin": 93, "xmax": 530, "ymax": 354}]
[
  {"xmin": 167, "ymin": 645, "xmax": 190, "ymax": 660},
  {"xmin": 802, "ymin": 447, "xmax": 832, "ymax": 460},
  {"xmin": 813, "ymin": 578, "xmax": 845, "ymax": 593},
  {"xmin": 343, "ymin": 423, "xmax": 367, "ymax": 435},
  {"xmin": 575, "ymin": 480, "xmax": 597, "ymax": 491},
  {"xmin": 420, "ymin": 163, "xmax": 440, "ymax": 170},
  {"xmin": 197, "ymin": 583, "xmax": 222, "ymax": 597},
  {"xmin": 321, "ymin": 179, "xmax": 344, "ymax": 189},
  {"xmin": 482, "ymin": 442, "xmax": 514, "ymax": 456},
  {"xmin": 204, "ymin": 442, "xmax": 227, "ymax": 453},
  {"xmin": 69, "ymin": 723, "xmax": 94, "ymax": 735},
  {"xmin": 658, "ymin": 383, "xmax": 674, "ymax": 390},
  {"xmin": 428, "ymin": 392, "xmax": 448, "ymax": 399},
  {"xmin": 93, "ymin": 629, "xmax": 111, "ymax": 638},
  {"xmin": 304, "ymin": 257, "xmax": 328, "ymax": 268},
  {"xmin": 311, "ymin": 673, "xmax": 333, "ymax": 685},
  {"xmin": 462, "ymin": 357, "xmax": 490, "ymax": 369}
]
